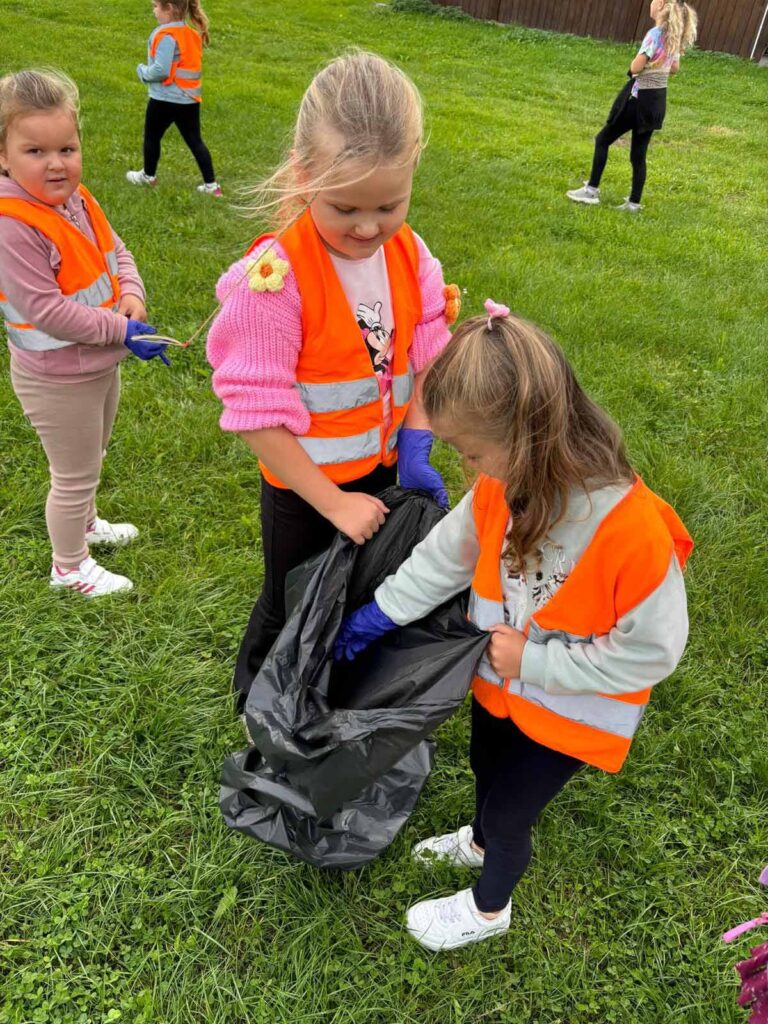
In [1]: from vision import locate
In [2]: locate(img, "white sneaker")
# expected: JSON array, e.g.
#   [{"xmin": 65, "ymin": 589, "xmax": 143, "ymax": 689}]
[
  {"xmin": 412, "ymin": 825, "xmax": 485, "ymax": 869},
  {"xmin": 50, "ymin": 556, "xmax": 133, "ymax": 598},
  {"xmin": 406, "ymin": 887, "xmax": 511, "ymax": 951},
  {"xmin": 616, "ymin": 198, "xmax": 642, "ymax": 213},
  {"xmin": 566, "ymin": 182, "xmax": 600, "ymax": 205},
  {"xmin": 126, "ymin": 169, "xmax": 157, "ymax": 187},
  {"xmin": 196, "ymin": 182, "xmax": 222, "ymax": 197},
  {"xmin": 85, "ymin": 516, "xmax": 138, "ymax": 547}
]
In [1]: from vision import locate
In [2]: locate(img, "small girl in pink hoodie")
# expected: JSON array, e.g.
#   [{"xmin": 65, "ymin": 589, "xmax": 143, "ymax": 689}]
[{"xmin": 0, "ymin": 69, "xmax": 168, "ymax": 597}]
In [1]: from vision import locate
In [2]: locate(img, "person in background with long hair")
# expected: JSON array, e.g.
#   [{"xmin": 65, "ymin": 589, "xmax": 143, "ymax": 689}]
[
  {"xmin": 127, "ymin": 0, "xmax": 221, "ymax": 196},
  {"xmin": 567, "ymin": 0, "xmax": 698, "ymax": 212}
]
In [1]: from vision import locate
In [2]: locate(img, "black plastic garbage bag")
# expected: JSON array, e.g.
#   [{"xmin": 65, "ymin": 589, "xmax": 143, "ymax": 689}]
[{"xmin": 219, "ymin": 486, "xmax": 488, "ymax": 868}]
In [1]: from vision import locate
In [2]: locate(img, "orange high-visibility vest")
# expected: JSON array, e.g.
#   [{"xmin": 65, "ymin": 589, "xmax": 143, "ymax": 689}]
[
  {"xmin": 150, "ymin": 25, "xmax": 203, "ymax": 102},
  {"xmin": 469, "ymin": 474, "xmax": 693, "ymax": 772},
  {"xmin": 0, "ymin": 185, "xmax": 120, "ymax": 352},
  {"xmin": 253, "ymin": 211, "xmax": 423, "ymax": 488}
]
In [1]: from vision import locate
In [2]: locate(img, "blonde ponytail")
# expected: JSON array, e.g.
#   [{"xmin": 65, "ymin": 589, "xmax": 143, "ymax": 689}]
[{"xmin": 660, "ymin": 1, "xmax": 698, "ymax": 56}]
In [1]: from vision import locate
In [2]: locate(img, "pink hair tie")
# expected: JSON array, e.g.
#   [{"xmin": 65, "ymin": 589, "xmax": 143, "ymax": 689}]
[{"xmin": 484, "ymin": 298, "xmax": 510, "ymax": 331}]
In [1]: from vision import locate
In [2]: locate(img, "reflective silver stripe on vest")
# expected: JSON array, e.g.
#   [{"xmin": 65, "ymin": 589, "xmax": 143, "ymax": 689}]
[
  {"xmin": 73, "ymin": 272, "xmax": 113, "ymax": 308},
  {"xmin": 386, "ymin": 423, "xmax": 402, "ymax": 453},
  {"xmin": 476, "ymin": 656, "xmax": 644, "ymax": 738},
  {"xmin": 0, "ymin": 298, "xmax": 26, "ymax": 324},
  {"xmin": 106, "ymin": 251, "xmax": 119, "ymax": 275},
  {"xmin": 176, "ymin": 68, "xmax": 202, "ymax": 80},
  {"xmin": 527, "ymin": 619, "xmax": 595, "ymax": 646},
  {"xmin": 505, "ymin": 679, "xmax": 645, "ymax": 739},
  {"xmin": 470, "ymin": 591, "xmax": 643, "ymax": 738},
  {"xmin": 469, "ymin": 590, "xmax": 505, "ymax": 630},
  {"xmin": 6, "ymin": 325, "xmax": 74, "ymax": 351},
  {"xmin": 392, "ymin": 367, "xmax": 414, "ymax": 407},
  {"xmin": 296, "ymin": 377, "xmax": 380, "ymax": 414},
  {"xmin": 297, "ymin": 427, "xmax": 381, "ymax": 465}
]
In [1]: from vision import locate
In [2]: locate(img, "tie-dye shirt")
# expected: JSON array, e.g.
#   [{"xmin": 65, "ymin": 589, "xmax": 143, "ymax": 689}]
[{"xmin": 632, "ymin": 27, "xmax": 679, "ymax": 97}]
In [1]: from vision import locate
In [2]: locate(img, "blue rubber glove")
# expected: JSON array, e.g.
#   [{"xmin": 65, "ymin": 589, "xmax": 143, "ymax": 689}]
[
  {"xmin": 124, "ymin": 321, "xmax": 171, "ymax": 366},
  {"xmin": 397, "ymin": 428, "xmax": 449, "ymax": 509},
  {"xmin": 334, "ymin": 599, "xmax": 399, "ymax": 662}
]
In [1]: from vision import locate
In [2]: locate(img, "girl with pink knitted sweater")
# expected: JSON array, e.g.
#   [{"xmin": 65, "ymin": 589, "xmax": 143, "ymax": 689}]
[{"xmin": 206, "ymin": 51, "xmax": 457, "ymax": 705}]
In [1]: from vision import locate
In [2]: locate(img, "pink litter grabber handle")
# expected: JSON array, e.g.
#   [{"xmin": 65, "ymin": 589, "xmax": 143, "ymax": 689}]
[{"xmin": 723, "ymin": 914, "xmax": 768, "ymax": 944}]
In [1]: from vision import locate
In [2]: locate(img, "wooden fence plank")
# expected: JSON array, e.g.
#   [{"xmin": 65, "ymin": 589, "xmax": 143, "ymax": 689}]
[{"xmin": 432, "ymin": 0, "xmax": 767, "ymax": 58}]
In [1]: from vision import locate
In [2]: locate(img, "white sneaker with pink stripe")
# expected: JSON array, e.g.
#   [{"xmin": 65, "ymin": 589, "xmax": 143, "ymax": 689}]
[
  {"xmin": 50, "ymin": 556, "xmax": 133, "ymax": 597},
  {"xmin": 85, "ymin": 516, "xmax": 139, "ymax": 547}
]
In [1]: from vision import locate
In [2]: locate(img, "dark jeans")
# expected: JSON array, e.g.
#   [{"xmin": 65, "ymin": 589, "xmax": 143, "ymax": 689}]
[
  {"xmin": 232, "ymin": 463, "xmax": 398, "ymax": 706},
  {"xmin": 143, "ymin": 98, "xmax": 215, "ymax": 182},
  {"xmin": 470, "ymin": 698, "xmax": 584, "ymax": 913},
  {"xmin": 588, "ymin": 97, "xmax": 654, "ymax": 204}
]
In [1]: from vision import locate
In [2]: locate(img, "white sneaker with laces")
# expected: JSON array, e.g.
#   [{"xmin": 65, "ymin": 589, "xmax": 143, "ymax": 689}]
[
  {"xmin": 412, "ymin": 825, "xmax": 485, "ymax": 869},
  {"xmin": 196, "ymin": 182, "xmax": 222, "ymax": 197},
  {"xmin": 126, "ymin": 169, "xmax": 157, "ymax": 187},
  {"xmin": 616, "ymin": 198, "xmax": 642, "ymax": 213},
  {"xmin": 85, "ymin": 516, "xmax": 139, "ymax": 547},
  {"xmin": 406, "ymin": 887, "xmax": 511, "ymax": 951},
  {"xmin": 50, "ymin": 556, "xmax": 133, "ymax": 598},
  {"xmin": 566, "ymin": 182, "xmax": 600, "ymax": 205}
]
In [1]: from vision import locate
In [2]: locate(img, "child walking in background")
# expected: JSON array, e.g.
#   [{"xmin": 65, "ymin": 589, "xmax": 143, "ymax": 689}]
[
  {"xmin": 127, "ymin": 0, "xmax": 221, "ymax": 196},
  {"xmin": 207, "ymin": 51, "xmax": 456, "ymax": 707},
  {"xmin": 336, "ymin": 302, "xmax": 693, "ymax": 950},
  {"xmin": 0, "ymin": 70, "xmax": 168, "ymax": 597},
  {"xmin": 567, "ymin": 0, "xmax": 698, "ymax": 212}
]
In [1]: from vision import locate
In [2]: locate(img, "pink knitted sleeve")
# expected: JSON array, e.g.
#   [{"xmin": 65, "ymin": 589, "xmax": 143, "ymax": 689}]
[
  {"xmin": 206, "ymin": 240, "xmax": 310, "ymax": 435},
  {"xmin": 410, "ymin": 233, "xmax": 451, "ymax": 374}
]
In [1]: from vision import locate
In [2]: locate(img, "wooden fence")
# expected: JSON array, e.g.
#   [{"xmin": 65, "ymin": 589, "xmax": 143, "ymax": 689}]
[{"xmin": 433, "ymin": 0, "xmax": 768, "ymax": 60}]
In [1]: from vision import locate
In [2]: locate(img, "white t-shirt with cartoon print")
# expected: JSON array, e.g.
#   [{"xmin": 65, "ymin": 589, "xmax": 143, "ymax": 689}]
[{"xmin": 330, "ymin": 247, "xmax": 395, "ymax": 428}]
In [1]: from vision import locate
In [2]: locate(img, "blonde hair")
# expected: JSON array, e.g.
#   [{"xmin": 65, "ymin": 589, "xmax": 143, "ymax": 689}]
[
  {"xmin": 423, "ymin": 312, "xmax": 634, "ymax": 573},
  {"xmin": 247, "ymin": 49, "xmax": 424, "ymax": 230},
  {"xmin": 0, "ymin": 68, "xmax": 79, "ymax": 167},
  {"xmin": 658, "ymin": 1, "xmax": 698, "ymax": 56},
  {"xmin": 159, "ymin": 0, "xmax": 210, "ymax": 45}
]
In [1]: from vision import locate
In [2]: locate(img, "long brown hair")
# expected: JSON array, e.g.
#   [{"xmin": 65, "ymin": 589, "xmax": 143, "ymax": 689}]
[
  {"xmin": 160, "ymin": 0, "xmax": 210, "ymax": 45},
  {"xmin": 422, "ymin": 312, "xmax": 634, "ymax": 572}
]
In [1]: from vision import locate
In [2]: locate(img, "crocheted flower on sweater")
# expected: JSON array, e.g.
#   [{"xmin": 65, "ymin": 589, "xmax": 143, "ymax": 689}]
[
  {"xmin": 443, "ymin": 283, "xmax": 461, "ymax": 325},
  {"xmin": 246, "ymin": 251, "xmax": 290, "ymax": 293}
]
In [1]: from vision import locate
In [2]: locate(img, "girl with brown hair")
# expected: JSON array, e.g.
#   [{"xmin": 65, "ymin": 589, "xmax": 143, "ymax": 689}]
[
  {"xmin": 336, "ymin": 301, "xmax": 693, "ymax": 950},
  {"xmin": 127, "ymin": 0, "xmax": 221, "ymax": 195}
]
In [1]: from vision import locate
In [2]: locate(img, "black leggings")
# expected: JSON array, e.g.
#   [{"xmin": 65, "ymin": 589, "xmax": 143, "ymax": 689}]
[
  {"xmin": 588, "ymin": 98, "xmax": 653, "ymax": 204},
  {"xmin": 470, "ymin": 699, "xmax": 584, "ymax": 913},
  {"xmin": 143, "ymin": 98, "xmax": 215, "ymax": 182},
  {"xmin": 232, "ymin": 463, "xmax": 398, "ymax": 706}
]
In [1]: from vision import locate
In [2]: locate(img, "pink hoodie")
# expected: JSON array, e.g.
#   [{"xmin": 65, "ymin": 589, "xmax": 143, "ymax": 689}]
[{"xmin": 0, "ymin": 177, "xmax": 145, "ymax": 382}]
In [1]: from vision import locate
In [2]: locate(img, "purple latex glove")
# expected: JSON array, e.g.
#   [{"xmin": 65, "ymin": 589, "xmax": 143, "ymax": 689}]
[
  {"xmin": 124, "ymin": 320, "xmax": 170, "ymax": 366},
  {"xmin": 334, "ymin": 599, "xmax": 398, "ymax": 661},
  {"xmin": 397, "ymin": 428, "xmax": 449, "ymax": 509}
]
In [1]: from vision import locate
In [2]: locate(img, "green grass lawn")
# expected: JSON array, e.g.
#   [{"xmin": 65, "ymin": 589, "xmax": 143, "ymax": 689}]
[{"xmin": 2, "ymin": 1, "xmax": 767, "ymax": 1021}]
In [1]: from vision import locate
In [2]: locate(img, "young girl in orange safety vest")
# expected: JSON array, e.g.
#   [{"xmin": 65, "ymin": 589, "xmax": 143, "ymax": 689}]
[
  {"xmin": 0, "ymin": 69, "xmax": 168, "ymax": 597},
  {"xmin": 336, "ymin": 301, "xmax": 693, "ymax": 951},
  {"xmin": 207, "ymin": 51, "xmax": 459, "ymax": 710},
  {"xmin": 127, "ymin": 0, "xmax": 221, "ymax": 196}
]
